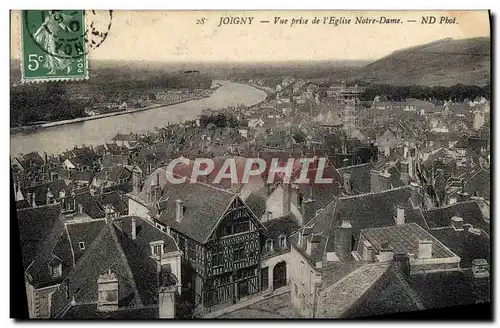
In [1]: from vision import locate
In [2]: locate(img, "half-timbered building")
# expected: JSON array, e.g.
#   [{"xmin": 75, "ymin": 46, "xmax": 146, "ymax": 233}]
[{"xmin": 127, "ymin": 169, "xmax": 266, "ymax": 315}]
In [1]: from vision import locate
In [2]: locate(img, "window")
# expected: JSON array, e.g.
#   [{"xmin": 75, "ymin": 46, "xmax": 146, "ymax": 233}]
[
  {"xmin": 153, "ymin": 245, "xmax": 162, "ymax": 256},
  {"xmin": 79, "ymin": 242, "xmax": 85, "ymax": 251},
  {"xmin": 233, "ymin": 243, "xmax": 245, "ymax": 261},
  {"xmin": 278, "ymin": 235, "xmax": 286, "ymax": 249},
  {"xmin": 265, "ymin": 239, "xmax": 274, "ymax": 253},
  {"xmin": 49, "ymin": 262, "xmax": 62, "ymax": 279},
  {"xmin": 150, "ymin": 241, "xmax": 164, "ymax": 257},
  {"xmin": 234, "ymin": 221, "xmax": 250, "ymax": 234}
]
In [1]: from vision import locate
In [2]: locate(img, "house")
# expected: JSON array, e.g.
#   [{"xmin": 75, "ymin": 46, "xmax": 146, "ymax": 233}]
[
  {"xmin": 17, "ymin": 204, "xmax": 62, "ymax": 318},
  {"xmin": 50, "ymin": 217, "xmax": 182, "ymax": 319},
  {"xmin": 11, "ymin": 151, "xmax": 45, "ymax": 173},
  {"xmin": 248, "ymin": 118, "xmax": 265, "ymax": 128},
  {"xmin": 128, "ymin": 170, "xmax": 266, "ymax": 316},
  {"xmin": 376, "ymin": 129, "xmax": 402, "ymax": 157},
  {"xmin": 91, "ymin": 166, "xmax": 134, "ymax": 194},
  {"xmin": 111, "ymin": 133, "xmax": 142, "ymax": 149},
  {"xmin": 286, "ymin": 185, "xmax": 428, "ymax": 317}
]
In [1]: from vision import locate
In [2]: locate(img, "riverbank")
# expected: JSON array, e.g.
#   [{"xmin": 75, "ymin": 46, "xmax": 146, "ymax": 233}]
[
  {"xmin": 10, "ymin": 94, "xmax": 212, "ymax": 134},
  {"xmin": 246, "ymin": 82, "xmax": 277, "ymax": 100},
  {"xmin": 11, "ymin": 81, "xmax": 268, "ymax": 156}
]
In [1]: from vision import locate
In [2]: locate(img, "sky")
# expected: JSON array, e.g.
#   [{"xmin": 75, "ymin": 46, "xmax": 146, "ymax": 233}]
[{"xmin": 10, "ymin": 10, "xmax": 490, "ymax": 62}]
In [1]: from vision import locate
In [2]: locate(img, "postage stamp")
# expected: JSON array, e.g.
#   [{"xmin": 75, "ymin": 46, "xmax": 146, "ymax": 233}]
[{"xmin": 20, "ymin": 10, "xmax": 88, "ymax": 83}]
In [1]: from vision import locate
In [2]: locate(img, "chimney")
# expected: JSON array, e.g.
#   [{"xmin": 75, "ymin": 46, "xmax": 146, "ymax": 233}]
[
  {"xmin": 176, "ymin": 199, "xmax": 184, "ymax": 222},
  {"xmin": 457, "ymin": 190, "xmax": 469, "ymax": 202},
  {"xmin": 132, "ymin": 167, "xmax": 141, "ymax": 195},
  {"xmin": 77, "ymin": 203, "xmax": 84, "ymax": 215},
  {"xmin": 46, "ymin": 188, "xmax": 54, "ymax": 206},
  {"xmin": 395, "ymin": 205, "xmax": 405, "ymax": 225},
  {"xmin": 451, "ymin": 216, "xmax": 464, "ymax": 231},
  {"xmin": 377, "ymin": 242, "xmax": 394, "ymax": 262},
  {"xmin": 333, "ymin": 219, "xmax": 353, "ymax": 261},
  {"xmin": 379, "ymin": 170, "xmax": 392, "ymax": 191},
  {"xmin": 409, "ymin": 182, "xmax": 423, "ymax": 208},
  {"xmin": 417, "ymin": 240, "xmax": 433, "ymax": 259},
  {"xmin": 131, "ymin": 217, "xmax": 137, "ymax": 240},
  {"xmin": 158, "ymin": 285, "xmax": 176, "ymax": 319},
  {"xmin": 31, "ymin": 192, "xmax": 36, "ymax": 207},
  {"xmin": 290, "ymin": 184, "xmax": 301, "ymax": 207},
  {"xmin": 471, "ymin": 259, "xmax": 490, "ymax": 279},
  {"xmin": 282, "ymin": 183, "xmax": 291, "ymax": 217},
  {"xmin": 97, "ymin": 269, "xmax": 119, "ymax": 312},
  {"xmin": 363, "ymin": 245, "xmax": 375, "ymax": 261},
  {"xmin": 400, "ymin": 160, "xmax": 410, "ymax": 185},
  {"xmin": 306, "ymin": 234, "xmax": 321, "ymax": 256},
  {"xmin": 343, "ymin": 172, "xmax": 352, "ymax": 193}
]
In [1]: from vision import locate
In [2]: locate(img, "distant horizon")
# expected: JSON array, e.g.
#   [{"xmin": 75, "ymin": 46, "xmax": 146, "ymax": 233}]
[
  {"xmin": 11, "ymin": 11, "xmax": 490, "ymax": 62},
  {"xmin": 9, "ymin": 36, "xmax": 489, "ymax": 64}
]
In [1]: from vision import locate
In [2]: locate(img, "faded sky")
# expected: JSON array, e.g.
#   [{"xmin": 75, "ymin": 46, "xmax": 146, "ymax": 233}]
[{"xmin": 10, "ymin": 10, "xmax": 490, "ymax": 62}]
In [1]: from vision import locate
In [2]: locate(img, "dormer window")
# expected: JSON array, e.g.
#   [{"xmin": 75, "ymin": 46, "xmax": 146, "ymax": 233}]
[
  {"xmin": 79, "ymin": 242, "xmax": 85, "ymax": 251},
  {"xmin": 150, "ymin": 240, "xmax": 165, "ymax": 257},
  {"xmin": 265, "ymin": 238, "xmax": 274, "ymax": 253},
  {"xmin": 278, "ymin": 234, "xmax": 286, "ymax": 249},
  {"xmin": 48, "ymin": 258, "xmax": 62, "ymax": 279}
]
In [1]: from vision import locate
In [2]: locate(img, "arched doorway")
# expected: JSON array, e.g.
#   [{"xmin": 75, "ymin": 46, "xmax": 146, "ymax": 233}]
[{"xmin": 273, "ymin": 261, "xmax": 287, "ymax": 290}]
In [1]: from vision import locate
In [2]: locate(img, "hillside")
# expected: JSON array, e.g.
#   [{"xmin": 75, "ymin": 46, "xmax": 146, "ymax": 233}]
[{"xmin": 353, "ymin": 37, "xmax": 490, "ymax": 87}]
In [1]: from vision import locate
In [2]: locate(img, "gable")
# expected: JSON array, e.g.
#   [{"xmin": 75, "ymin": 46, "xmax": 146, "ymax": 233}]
[{"xmin": 207, "ymin": 196, "xmax": 265, "ymax": 242}]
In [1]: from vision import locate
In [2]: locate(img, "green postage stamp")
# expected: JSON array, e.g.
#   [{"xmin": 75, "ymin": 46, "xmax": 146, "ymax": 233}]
[{"xmin": 20, "ymin": 10, "xmax": 88, "ymax": 83}]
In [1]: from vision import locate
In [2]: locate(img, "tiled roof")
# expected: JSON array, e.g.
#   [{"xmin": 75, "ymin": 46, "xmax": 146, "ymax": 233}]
[
  {"xmin": 262, "ymin": 215, "xmax": 301, "ymax": 239},
  {"xmin": 65, "ymin": 218, "xmax": 107, "ymax": 265},
  {"xmin": 102, "ymin": 154, "xmax": 129, "ymax": 167},
  {"xmin": 62, "ymin": 147, "xmax": 98, "ymax": 160},
  {"xmin": 316, "ymin": 263, "xmax": 391, "ymax": 318},
  {"xmin": 93, "ymin": 191, "xmax": 128, "ymax": 215},
  {"xmin": 243, "ymin": 191, "xmax": 267, "ymax": 219},
  {"xmin": 360, "ymin": 223, "xmax": 457, "ymax": 259},
  {"xmin": 338, "ymin": 163, "xmax": 374, "ymax": 193},
  {"xmin": 24, "ymin": 179, "xmax": 68, "ymax": 206},
  {"xmin": 66, "ymin": 191, "xmax": 104, "ymax": 219},
  {"xmin": 343, "ymin": 267, "xmax": 422, "ymax": 318},
  {"xmin": 16, "ymin": 204, "xmax": 62, "ymax": 268},
  {"xmin": 15, "ymin": 151, "xmax": 44, "ymax": 169},
  {"xmin": 115, "ymin": 216, "xmax": 179, "ymax": 254},
  {"xmin": 429, "ymin": 226, "xmax": 490, "ymax": 268},
  {"xmin": 423, "ymin": 201, "xmax": 489, "ymax": 233},
  {"xmin": 291, "ymin": 186, "xmax": 425, "ymax": 263},
  {"xmin": 158, "ymin": 182, "xmax": 237, "ymax": 243},
  {"xmin": 94, "ymin": 166, "xmax": 132, "ymax": 184},
  {"xmin": 408, "ymin": 269, "xmax": 490, "ymax": 309},
  {"xmin": 51, "ymin": 223, "xmax": 157, "ymax": 318}
]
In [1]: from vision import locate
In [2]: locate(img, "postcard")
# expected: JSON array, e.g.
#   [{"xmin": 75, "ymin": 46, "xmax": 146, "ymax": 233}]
[{"xmin": 10, "ymin": 10, "xmax": 490, "ymax": 319}]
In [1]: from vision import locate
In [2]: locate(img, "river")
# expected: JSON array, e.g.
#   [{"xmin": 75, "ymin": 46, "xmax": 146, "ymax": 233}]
[{"xmin": 10, "ymin": 81, "xmax": 267, "ymax": 156}]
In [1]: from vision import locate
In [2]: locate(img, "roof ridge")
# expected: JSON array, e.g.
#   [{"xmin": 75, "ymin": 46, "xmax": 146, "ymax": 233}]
[
  {"xmin": 338, "ymin": 185, "xmax": 411, "ymax": 200},
  {"xmin": 360, "ymin": 222, "xmax": 419, "ymax": 232},
  {"xmin": 60, "ymin": 223, "xmax": 111, "ymax": 279},
  {"xmin": 423, "ymin": 200, "xmax": 477, "ymax": 212}
]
